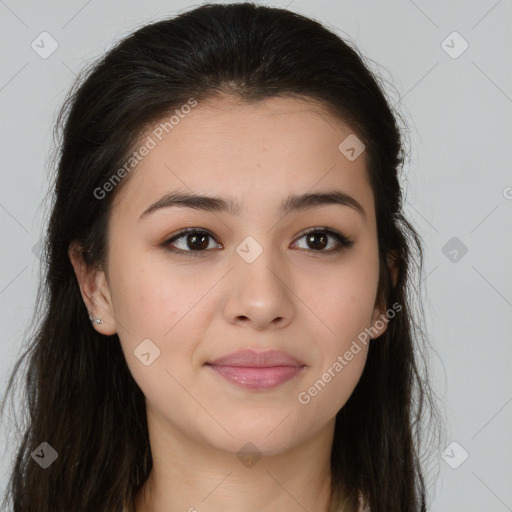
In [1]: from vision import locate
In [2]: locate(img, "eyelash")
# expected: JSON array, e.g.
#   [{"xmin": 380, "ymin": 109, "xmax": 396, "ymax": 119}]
[{"xmin": 161, "ymin": 227, "xmax": 353, "ymax": 258}]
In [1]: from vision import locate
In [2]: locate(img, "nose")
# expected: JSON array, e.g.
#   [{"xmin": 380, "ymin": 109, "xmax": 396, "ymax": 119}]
[{"xmin": 222, "ymin": 246, "xmax": 295, "ymax": 331}]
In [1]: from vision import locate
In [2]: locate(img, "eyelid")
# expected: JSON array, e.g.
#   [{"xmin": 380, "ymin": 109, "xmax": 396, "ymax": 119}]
[{"xmin": 161, "ymin": 226, "xmax": 353, "ymax": 257}]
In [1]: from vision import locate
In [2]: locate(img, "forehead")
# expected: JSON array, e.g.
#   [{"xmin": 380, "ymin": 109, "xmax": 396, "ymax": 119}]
[{"xmin": 111, "ymin": 95, "xmax": 373, "ymax": 221}]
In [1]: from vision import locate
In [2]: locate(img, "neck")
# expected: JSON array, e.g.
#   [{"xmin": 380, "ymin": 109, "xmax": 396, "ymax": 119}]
[{"xmin": 134, "ymin": 409, "xmax": 338, "ymax": 512}]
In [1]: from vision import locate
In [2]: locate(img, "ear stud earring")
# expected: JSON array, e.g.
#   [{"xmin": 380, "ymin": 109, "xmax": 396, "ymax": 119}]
[{"xmin": 88, "ymin": 314, "xmax": 104, "ymax": 325}]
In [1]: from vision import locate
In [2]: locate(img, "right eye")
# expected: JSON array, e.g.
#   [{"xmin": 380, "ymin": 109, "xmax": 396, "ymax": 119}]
[{"xmin": 162, "ymin": 228, "xmax": 222, "ymax": 257}]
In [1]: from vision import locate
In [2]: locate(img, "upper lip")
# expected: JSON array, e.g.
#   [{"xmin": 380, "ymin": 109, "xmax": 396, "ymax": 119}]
[{"xmin": 206, "ymin": 349, "xmax": 305, "ymax": 367}]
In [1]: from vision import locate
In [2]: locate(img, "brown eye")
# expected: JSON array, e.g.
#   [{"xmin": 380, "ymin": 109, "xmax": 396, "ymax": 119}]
[
  {"xmin": 305, "ymin": 232, "xmax": 328, "ymax": 250},
  {"xmin": 163, "ymin": 229, "xmax": 221, "ymax": 256},
  {"xmin": 184, "ymin": 232, "xmax": 209, "ymax": 250},
  {"xmin": 292, "ymin": 228, "xmax": 353, "ymax": 253}
]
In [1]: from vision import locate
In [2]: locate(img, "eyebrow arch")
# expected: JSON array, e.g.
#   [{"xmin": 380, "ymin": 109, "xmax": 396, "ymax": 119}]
[{"xmin": 138, "ymin": 189, "xmax": 366, "ymax": 220}]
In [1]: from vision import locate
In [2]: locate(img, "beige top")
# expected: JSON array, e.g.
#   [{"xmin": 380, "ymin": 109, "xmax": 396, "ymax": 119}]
[{"xmin": 330, "ymin": 488, "xmax": 370, "ymax": 512}]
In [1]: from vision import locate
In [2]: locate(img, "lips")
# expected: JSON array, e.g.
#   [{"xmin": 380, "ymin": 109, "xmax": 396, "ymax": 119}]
[
  {"xmin": 207, "ymin": 349, "xmax": 305, "ymax": 367},
  {"xmin": 205, "ymin": 349, "xmax": 306, "ymax": 390}
]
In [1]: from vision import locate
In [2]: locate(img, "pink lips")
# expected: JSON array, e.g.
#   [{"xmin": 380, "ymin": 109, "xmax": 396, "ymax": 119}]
[{"xmin": 205, "ymin": 349, "xmax": 305, "ymax": 390}]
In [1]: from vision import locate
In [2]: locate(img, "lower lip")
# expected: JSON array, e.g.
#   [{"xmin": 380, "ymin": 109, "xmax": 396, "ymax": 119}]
[{"xmin": 207, "ymin": 365, "xmax": 304, "ymax": 390}]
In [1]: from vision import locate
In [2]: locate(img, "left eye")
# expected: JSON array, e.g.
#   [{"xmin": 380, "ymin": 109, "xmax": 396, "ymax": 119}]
[
  {"xmin": 292, "ymin": 228, "xmax": 352, "ymax": 253},
  {"xmin": 162, "ymin": 227, "xmax": 352, "ymax": 257}
]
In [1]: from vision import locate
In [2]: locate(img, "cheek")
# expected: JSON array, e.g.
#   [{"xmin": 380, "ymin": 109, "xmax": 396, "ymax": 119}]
[
  {"xmin": 109, "ymin": 252, "xmax": 202, "ymax": 336},
  {"xmin": 296, "ymin": 340, "xmax": 368, "ymax": 426},
  {"xmin": 298, "ymin": 246, "xmax": 378, "ymax": 409},
  {"xmin": 307, "ymin": 254, "xmax": 380, "ymax": 340},
  {"xmin": 108, "ymin": 252, "xmax": 214, "ymax": 379},
  {"xmin": 109, "ymin": 261, "xmax": 200, "ymax": 401}
]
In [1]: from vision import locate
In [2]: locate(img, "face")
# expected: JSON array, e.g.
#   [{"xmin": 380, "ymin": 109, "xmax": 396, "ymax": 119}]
[{"xmin": 73, "ymin": 95, "xmax": 389, "ymax": 457}]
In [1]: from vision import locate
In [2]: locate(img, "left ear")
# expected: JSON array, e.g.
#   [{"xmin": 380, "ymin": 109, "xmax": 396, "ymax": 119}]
[{"xmin": 369, "ymin": 251, "xmax": 399, "ymax": 339}]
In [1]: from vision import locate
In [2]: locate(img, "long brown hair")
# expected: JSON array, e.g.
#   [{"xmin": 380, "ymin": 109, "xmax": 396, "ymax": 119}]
[{"xmin": 1, "ymin": 3, "xmax": 444, "ymax": 511}]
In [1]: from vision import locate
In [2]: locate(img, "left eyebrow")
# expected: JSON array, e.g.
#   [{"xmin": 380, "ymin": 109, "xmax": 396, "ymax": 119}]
[{"xmin": 138, "ymin": 190, "xmax": 366, "ymax": 221}]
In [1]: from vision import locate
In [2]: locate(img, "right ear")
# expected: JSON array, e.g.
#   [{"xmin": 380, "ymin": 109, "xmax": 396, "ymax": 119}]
[{"xmin": 68, "ymin": 241, "xmax": 117, "ymax": 335}]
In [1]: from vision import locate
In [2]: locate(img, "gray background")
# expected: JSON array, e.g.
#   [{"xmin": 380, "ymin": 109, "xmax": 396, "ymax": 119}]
[{"xmin": 1, "ymin": 1, "xmax": 511, "ymax": 510}]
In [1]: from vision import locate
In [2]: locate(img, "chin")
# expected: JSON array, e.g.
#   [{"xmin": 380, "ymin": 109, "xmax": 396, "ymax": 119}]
[{"xmin": 204, "ymin": 418, "xmax": 312, "ymax": 457}]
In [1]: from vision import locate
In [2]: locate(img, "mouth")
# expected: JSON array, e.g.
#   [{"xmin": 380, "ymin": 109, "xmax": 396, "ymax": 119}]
[{"xmin": 205, "ymin": 349, "xmax": 306, "ymax": 391}]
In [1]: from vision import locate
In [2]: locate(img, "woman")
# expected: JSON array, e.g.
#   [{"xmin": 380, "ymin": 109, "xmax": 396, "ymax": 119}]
[{"xmin": 1, "ymin": 3, "xmax": 443, "ymax": 511}]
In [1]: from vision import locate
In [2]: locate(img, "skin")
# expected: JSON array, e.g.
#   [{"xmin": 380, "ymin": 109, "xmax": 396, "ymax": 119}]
[{"xmin": 70, "ymin": 95, "xmax": 394, "ymax": 512}]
